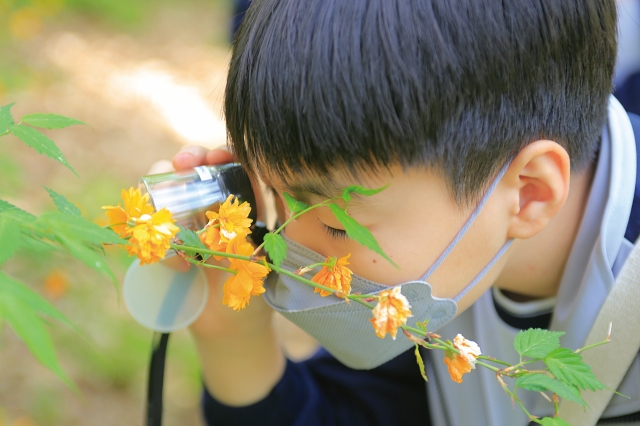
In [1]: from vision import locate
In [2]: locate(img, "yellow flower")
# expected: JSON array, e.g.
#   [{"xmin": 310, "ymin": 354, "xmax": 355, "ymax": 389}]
[
  {"xmin": 311, "ymin": 254, "xmax": 352, "ymax": 297},
  {"xmin": 222, "ymin": 236, "xmax": 270, "ymax": 310},
  {"xmin": 103, "ymin": 187, "xmax": 179, "ymax": 263},
  {"xmin": 125, "ymin": 209, "xmax": 180, "ymax": 265},
  {"xmin": 102, "ymin": 187, "xmax": 155, "ymax": 236},
  {"xmin": 443, "ymin": 334, "xmax": 482, "ymax": 383},
  {"xmin": 205, "ymin": 195, "xmax": 253, "ymax": 243},
  {"xmin": 369, "ymin": 287, "xmax": 413, "ymax": 339},
  {"xmin": 199, "ymin": 226, "xmax": 228, "ymax": 259}
]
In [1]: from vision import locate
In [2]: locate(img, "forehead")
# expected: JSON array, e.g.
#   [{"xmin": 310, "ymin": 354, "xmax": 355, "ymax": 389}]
[
  {"xmin": 259, "ymin": 162, "xmax": 459, "ymax": 213},
  {"xmin": 259, "ymin": 164, "xmax": 389, "ymax": 200}
]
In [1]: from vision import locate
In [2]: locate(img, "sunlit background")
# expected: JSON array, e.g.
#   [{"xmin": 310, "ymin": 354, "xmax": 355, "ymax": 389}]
[{"xmin": 0, "ymin": 1, "xmax": 239, "ymax": 425}]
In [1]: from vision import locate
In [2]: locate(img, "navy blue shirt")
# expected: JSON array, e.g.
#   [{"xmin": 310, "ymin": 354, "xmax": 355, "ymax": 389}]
[{"xmin": 202, "ymin": 113, "xmax": 640, "ymax": 426}]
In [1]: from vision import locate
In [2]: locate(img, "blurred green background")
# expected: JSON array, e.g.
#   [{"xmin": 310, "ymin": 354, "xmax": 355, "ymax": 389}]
[{"xmin": 0, "ymin": 0, "xmax": 235, "ymax": 424}]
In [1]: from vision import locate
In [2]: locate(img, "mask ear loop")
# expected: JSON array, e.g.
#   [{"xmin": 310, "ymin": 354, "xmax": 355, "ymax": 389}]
[
  {"xmin": 453, "ymin": 238, "xmax": 513, "ymax": 302},
  {"xmin": 420, "ymin": 160, "xmax": 513, "ymax": 282}
]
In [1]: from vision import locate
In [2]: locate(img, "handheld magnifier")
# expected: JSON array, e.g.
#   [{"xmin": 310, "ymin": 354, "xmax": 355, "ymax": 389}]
[{"xmin": 123, "ymin": 164, "xmax": 258, "ymax": 426}]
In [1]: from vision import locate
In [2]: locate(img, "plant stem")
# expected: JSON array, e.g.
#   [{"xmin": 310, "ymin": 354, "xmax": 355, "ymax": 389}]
[
  {"xmin": 277, "ymin": 268, "xmax": 356, "ymax": 300},
  {"xmin": 574, "ymin": 338, "xmax": 609, "ymax": 354},
  {"xmin": 252, "ymin": 198, "xmax": 339, "ymax": 254},
  {"xmin": 170, "ymin": 243, "xmax": 250, "ymax": 262},
  {"xmin": 182, "ymin": 256, "xmax": 235, "ymax": 274},
  {"xmin": 478, "ymin": 356, "xmax": 514, "ymax": 368}
]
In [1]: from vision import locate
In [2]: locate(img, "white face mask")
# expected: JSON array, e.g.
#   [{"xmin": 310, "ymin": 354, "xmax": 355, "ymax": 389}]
[{"xmin": 263, "ymin": 163, "xmax": 513, "ymax": 370}]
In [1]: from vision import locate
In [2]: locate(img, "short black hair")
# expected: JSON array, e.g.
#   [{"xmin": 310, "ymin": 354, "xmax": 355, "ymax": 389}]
[{"xmin": 225, "ymin": 0, "xmax": 617, "ymax": 203}]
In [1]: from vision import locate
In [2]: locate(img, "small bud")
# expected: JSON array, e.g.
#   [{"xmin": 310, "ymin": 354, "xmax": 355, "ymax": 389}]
[
  {"xmin": 296, "ymin": 266, "xmax": 314, "ymax": 276},
  {"xmin": 334, "ymin": 291, "xmax": 351, "ymax": 304}
]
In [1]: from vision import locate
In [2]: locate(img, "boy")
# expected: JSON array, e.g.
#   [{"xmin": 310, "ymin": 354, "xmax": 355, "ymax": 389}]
[{"xmin": 171, "ymin": 0, "xmax": 640, "ymax": 424}]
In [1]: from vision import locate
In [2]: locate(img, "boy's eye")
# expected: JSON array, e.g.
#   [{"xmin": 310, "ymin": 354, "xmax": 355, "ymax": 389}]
[{"xmin": 322, "ymin": 224, "xmax": 349, "ymax": 240}]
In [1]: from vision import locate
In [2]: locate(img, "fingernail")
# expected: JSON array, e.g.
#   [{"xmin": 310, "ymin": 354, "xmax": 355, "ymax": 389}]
[{"xmin": 178, "ymin": 146, "xmax": 200, "ymax": 156}]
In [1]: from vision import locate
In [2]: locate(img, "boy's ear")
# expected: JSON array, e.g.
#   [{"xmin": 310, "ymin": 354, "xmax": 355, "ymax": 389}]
[{"xmin": 504, "ymin": 140, "xmax": 571, "ymax": 239}]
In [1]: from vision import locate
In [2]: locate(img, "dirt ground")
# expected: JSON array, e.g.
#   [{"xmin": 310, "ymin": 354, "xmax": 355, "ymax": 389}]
[{"xmin": 0, "ymin": 3, "xmax": 317, "ymax": 425}]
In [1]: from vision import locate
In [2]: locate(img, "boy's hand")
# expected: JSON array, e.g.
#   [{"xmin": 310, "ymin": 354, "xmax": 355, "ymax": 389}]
[
  {"xmin": 161, "ymin": 145, "xmax": 283, "ymax": 405},
  {"xmin": 172, "ymin": 144, "xmax": 235, "ymax": 171},
  {"xmin": 166, "ymin": 145, "xmax": 273, "ymax": 332}
]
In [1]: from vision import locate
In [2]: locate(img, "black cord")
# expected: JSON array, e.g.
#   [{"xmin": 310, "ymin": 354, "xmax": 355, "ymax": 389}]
[{"xmin": 147, "ymin": 332, "xmax": 170, "ymax": 426}]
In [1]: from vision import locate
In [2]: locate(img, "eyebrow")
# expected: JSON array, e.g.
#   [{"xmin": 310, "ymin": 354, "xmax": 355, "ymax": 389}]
[
  {"xmin": 283, "ymin": 176, "xmax": 368, "ymax": 206},
  {"xmin": 285, "ymin": 179, "xmax": 342, "ymax": 201}
]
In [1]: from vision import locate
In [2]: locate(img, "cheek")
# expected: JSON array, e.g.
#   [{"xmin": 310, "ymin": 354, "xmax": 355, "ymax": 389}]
[
  {"xmin": 285, "ymin": 214, "xmax": 440, "ymax": 286},
  {"xmin": 283, "ymin": 209, "xmax": 473, "ymax": 288}
]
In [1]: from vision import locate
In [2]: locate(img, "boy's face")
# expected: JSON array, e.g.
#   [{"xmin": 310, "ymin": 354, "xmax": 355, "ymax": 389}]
[{"xmin": 267, "ymin": 164, "xmax": 513, "ymax": 313}]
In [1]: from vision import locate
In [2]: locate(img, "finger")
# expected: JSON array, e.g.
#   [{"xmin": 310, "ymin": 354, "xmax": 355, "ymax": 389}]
[
  {"xmin": 205, "ymin": 148, "xmax": 236, "ymax": 165},
  {"xmin": 172, "ymin": 145, "xmax": 211, "ymax": 170},
  {"xmin": 147, "ymin": 159, "xmax": 174, "ymax": 175}
]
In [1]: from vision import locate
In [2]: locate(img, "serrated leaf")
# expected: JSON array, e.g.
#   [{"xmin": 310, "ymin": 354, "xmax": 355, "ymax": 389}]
[
  {"xmin": 56, "ymin": 234, "xmax": 117, "ymax": 286},
  {"xmin": 0, "ymin": 218, "xmax": 21, "ymax": 264},
  {"xmin": 283, "ymin": 192, "xmax": 309, "ymax": 214},
  {"xmin": 0, "ymin": 272, "xmax": 74, "ymax": 328},
  {"xmin": 328, "ymin": 203, "xmax": 398, "ymax": 268},
  {"xmin": 545, "ymin": 348, "xmax": 606, "ymax": 391},
  {"xmin": 0, "ymin": 291, "xmax": 74, "ymax": 389},
  {"xmin": 540, "ymin": 417, "xmax": 571, "ymax": 426},
  {"xmin": 263, "ymin": 233, "xmax": 287, "ymax": 269},
  {"xmin": 0, "ymin": 199, "xmax": 36, "ymax": 222},
  {"xmin": 177, "ymin": 226, "xmax": 210, "ymax": 261},
  {"xmin": 9, "ymin": 124, "xmax": 78, "ymax": 176},
  {"xmin": 36, "ymin": 211, "xmax": 125, "ymax": 246},
  {"xmin": 45, "ymin": 187, "xmax": 82, "ymax": 216},
  {"xmin": 516, "ymin": 374, "xmax": 584, "ymax": 406},
  {"xmin": 0, "ymin": 103, "xmax": 15, "ymax": 132},
  {"xmin": 414, "ymin": 343, "xmax": 428, "ymax": 381},
  {"xmin": 21, "ymin": 113, "xmax": 85, "ymax": 129},
  {"xmin": 341, "ymin": 185, "xmax": 388, "ymax": 204},
  {"xmin": 514, "ymin": 328, "xmax": 565, "ymax": 359}
]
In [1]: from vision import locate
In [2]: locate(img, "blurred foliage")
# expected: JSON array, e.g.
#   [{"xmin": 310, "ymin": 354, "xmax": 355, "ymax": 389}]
[
  {"xmin": 0, "ymin": 104, "xmax": 204, "ymax": 424},
  {"xmin": 0, "ymin": 1, "xmax": 229, "ymax": 422},
  {"xmin": 0, "ymin": 146, "xmax": 24, "ymax": 197},
  {"xmin": 0, "ymin": 0, "xmax": 229, "ymax": 97},
  {"xmin": 0, "ymin": 0, "xmax": 226, "ymax": 37}
]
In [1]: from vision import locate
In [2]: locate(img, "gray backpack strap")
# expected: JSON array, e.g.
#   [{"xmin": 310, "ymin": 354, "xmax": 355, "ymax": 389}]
[{"xmin": 558, "ymin": 238, "xmax": 640, "ymax": 425}]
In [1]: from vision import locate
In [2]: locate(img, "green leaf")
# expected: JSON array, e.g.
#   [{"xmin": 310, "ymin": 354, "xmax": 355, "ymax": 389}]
[
  {"xmin": 0, "ymin": 291, "xmax": 75, "ymax": 389},
  {"xmin": 414, "ymin": 343, "xmax": 428, "ymax": 381},
  {"xmin": 545, "ymin": 348, "xmax": 606, "ymax": 391},
  {"xmin": 0, "ymin": 103, "xmax": 15, "ymax": 132},
  {"xmin": 0, "ymin": 272, "xmax": 74, "ymax": 329},
  {"xmin": 45, "ymin": 187, "xmax": 82, "ymax": 216},
  {"xmin": 341, "ymin": 185, "xmax": 388, "ymax": 204},
  {"xmin": 514, "ymin": 328, "xmax": 565, "ymax": 359},
  {"xmin": 263, "ymin": 233, "xmax": 287, "ymax": 269},
  {"xmin": 176, "ymin": 226, "xmax": 210, "ymax": 261},
  {"xmin": 328, "ymin": 203, "xmax": 398, "ymax": 268},
  {"xmin": 0, "ymin": 199, "xmax": 37, "ymax": 265},
  {"xmin": 33, "ymin": 212, "xmax": 124, "ymax": 286},
  {"xmin": 283, "ymin": 192, "xmax": 309, "ymax": 214},
  {"xmin": 0, "ymin": 199, "xmax": 36, "ymax": 222},
  {"xmin": 539, "ymin": 417, "xmax": 571, "ymax": 426},
  {"xmin": 35, "ymin": 211, "xmax": 125, "ymax": 246},
  {"xmin": 21, "ymin": 113, "xmax": 85, "ymax": 129},
  {"xmin": 56, "ymin": 234, "xmax": 118, "ymax": 286},
  {"xmin": 0, "ymin": 218, "xmax": 21, "ymax": 264},
  {"xmin": 516, "ymin": 373, "xmax": 584, "ymax": 406},
  {"xmin": 9, "ymin": 124, "xmax": 78, "ymax": 176}
]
